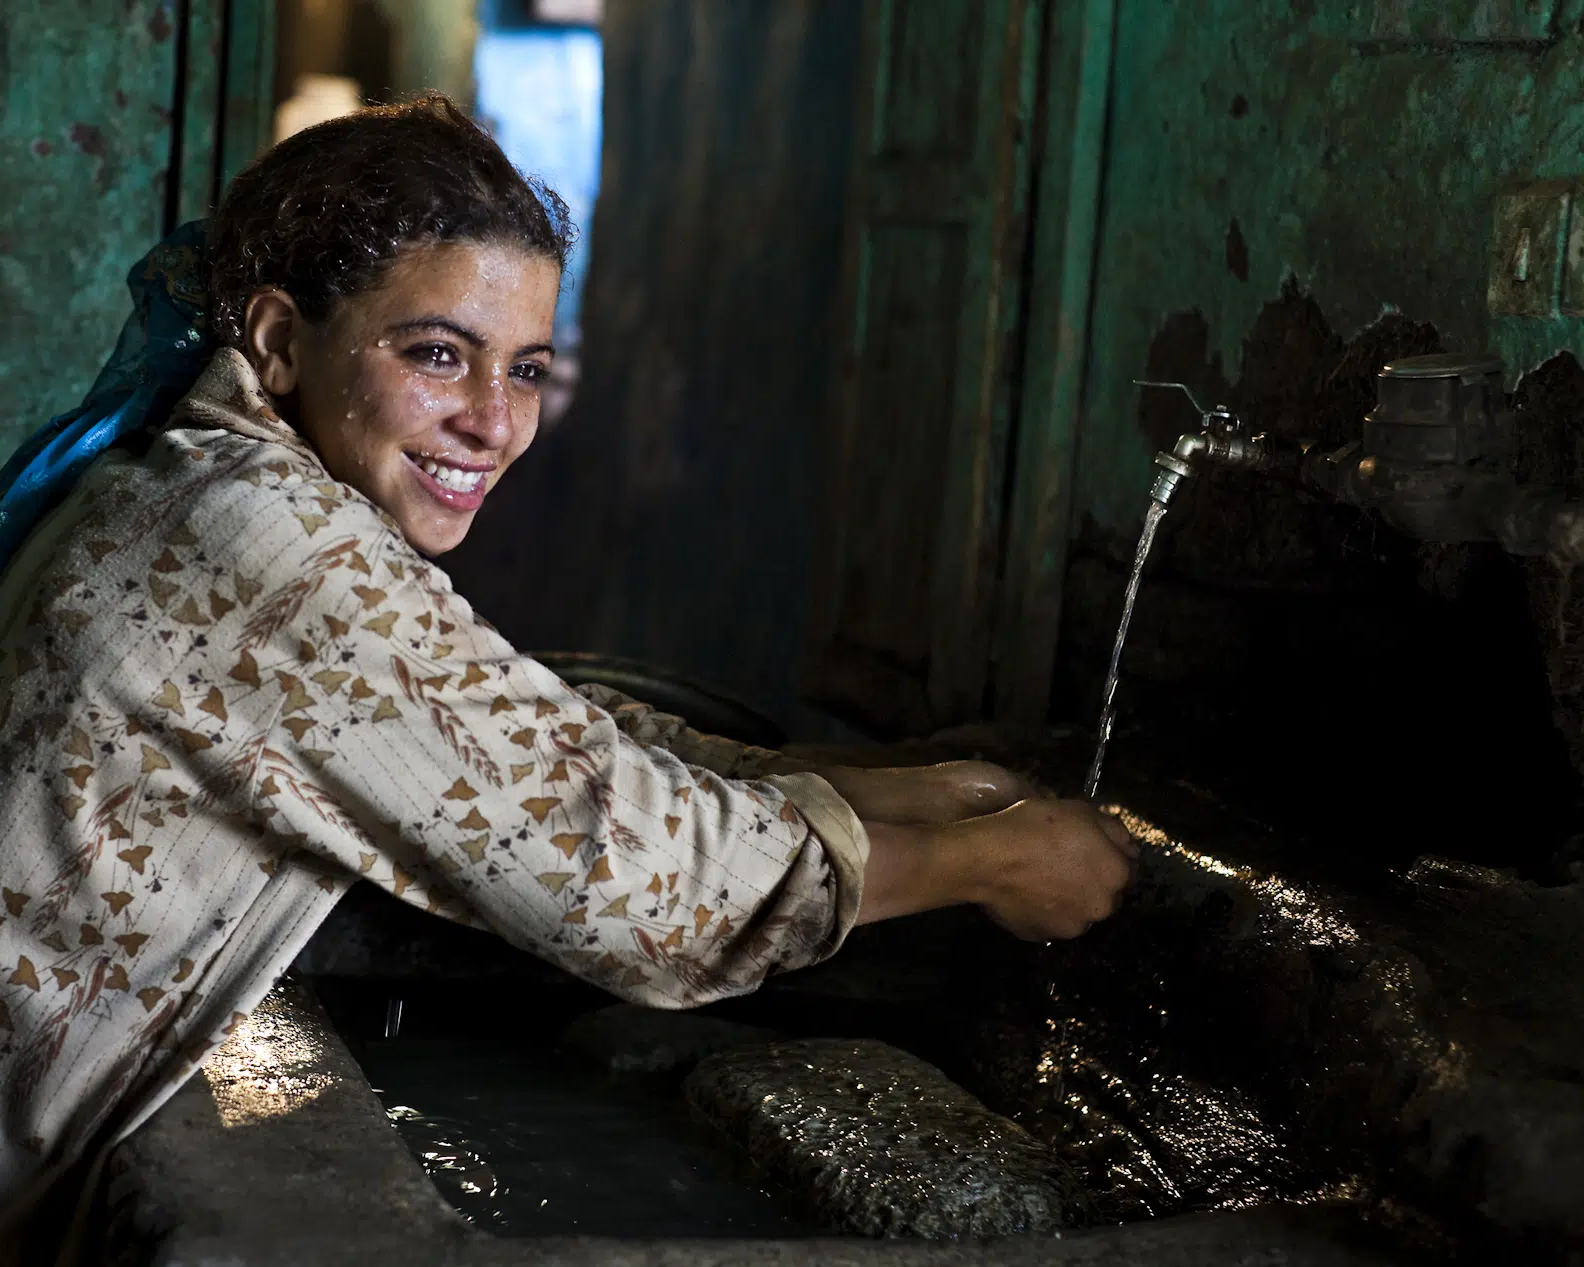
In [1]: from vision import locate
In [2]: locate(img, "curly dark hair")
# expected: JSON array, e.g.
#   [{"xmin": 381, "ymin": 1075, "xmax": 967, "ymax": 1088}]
[{"xmin": 207, "ymin": 94, "xmax": 575, "ymax": 347}]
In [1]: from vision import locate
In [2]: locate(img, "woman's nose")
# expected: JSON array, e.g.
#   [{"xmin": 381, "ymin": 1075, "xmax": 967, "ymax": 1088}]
[{"xmin": 451, "ymin": 372, "xmax": 514, "ymax": 448}]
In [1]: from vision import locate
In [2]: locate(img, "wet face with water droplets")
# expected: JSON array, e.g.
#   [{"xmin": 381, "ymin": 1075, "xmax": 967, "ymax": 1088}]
[{"xmin": 286, "ymin": 240, "xmax": 559, "ymax": 556}]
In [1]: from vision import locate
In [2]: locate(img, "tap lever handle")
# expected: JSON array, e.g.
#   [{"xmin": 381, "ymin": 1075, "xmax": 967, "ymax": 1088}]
[{"xmin": 1134, "ymin": 380, "xmax": 1242, "ymax": 434}]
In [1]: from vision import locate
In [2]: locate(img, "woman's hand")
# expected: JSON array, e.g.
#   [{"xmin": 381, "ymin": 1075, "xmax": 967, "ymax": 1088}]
[
  {"xmin": 787, "ymin": 760, "xmax": 1036, "ymax": 825},
  {"xmin": 856, "ymin": 797, "xmax": 1136, "ymax": 941},
  {"xmin": 951, "ymin": 798, "xmax": 1137, "ymax": 940}
]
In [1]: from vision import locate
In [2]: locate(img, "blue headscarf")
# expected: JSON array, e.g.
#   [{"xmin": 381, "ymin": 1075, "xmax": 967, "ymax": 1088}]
[{"xmin": 0, "ymin": 220, "xmax": 215, "ymax": 571}]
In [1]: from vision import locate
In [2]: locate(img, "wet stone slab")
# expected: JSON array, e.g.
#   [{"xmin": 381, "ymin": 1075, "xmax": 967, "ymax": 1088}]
[{"xmin": 683, "ymin": 1038, "xmax": 1095, "ymax": 1238}]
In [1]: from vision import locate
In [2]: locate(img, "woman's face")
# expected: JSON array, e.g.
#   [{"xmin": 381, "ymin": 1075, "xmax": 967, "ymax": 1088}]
[{"xmin": 272, "ymin": 240, "xmax": 560, "ymax": 556}]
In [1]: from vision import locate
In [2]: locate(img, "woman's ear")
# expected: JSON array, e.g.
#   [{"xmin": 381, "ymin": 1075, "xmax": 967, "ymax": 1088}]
[{"xmin": 242, "ymin": 289, "xmax": 304, "ymax": 396}]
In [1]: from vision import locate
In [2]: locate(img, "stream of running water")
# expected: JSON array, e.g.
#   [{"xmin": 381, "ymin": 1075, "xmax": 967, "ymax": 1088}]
[{"xmin": 1083, "ymin": 499, "xmax": 1169, "ymax": 801}]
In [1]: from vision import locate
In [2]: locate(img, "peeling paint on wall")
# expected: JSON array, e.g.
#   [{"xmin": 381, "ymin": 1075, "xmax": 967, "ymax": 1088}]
[{"xmin": 1078, "ymin": 3, "xmax": 1584, "ymax": 533}]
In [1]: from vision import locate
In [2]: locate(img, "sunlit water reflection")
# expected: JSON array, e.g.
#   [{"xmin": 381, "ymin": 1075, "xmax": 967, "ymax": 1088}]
[{"xmin": 971, "ymin": 805, "xmax": 1368, "ymax": 1222}]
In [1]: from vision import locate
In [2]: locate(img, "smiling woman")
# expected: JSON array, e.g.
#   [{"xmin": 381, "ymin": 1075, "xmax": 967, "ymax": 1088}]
[
  {"xmin": 242, "ymin": 242, "xmax": 561, "ymax": 554},
  {"xmin": 0, "ymin": 95, "xmax": 1134, "ymax": 1254},
  {"xmin": 207, "ymin": 96, "xmax": 570, "ymax": 556}
]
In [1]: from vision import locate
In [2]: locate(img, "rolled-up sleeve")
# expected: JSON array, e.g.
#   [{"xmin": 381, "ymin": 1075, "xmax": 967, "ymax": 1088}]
[{"xmin": 248, "ymin": 512, "xmax": 865, "ymax": 1007}]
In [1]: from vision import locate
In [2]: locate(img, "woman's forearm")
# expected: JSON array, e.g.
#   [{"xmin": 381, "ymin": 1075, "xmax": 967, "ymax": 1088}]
[
  {"xmin": 855, "ymin": 820, "xmax": 980, "ymax": 925},
  {"xmin": 767, "ymin": 759, "xmax": 1032, "ymax": 827}
]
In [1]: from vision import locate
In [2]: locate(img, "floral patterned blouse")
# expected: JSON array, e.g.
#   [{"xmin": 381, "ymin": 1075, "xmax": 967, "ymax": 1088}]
[{"xmin": 0, "ymin": 349, "xmax": 867, "ymax": 1217}]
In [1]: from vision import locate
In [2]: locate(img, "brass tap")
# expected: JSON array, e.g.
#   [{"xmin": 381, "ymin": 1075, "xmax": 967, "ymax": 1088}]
[{"xmin": 1138, "ymin": 381, "xmax": 1276, "ymax": 506}]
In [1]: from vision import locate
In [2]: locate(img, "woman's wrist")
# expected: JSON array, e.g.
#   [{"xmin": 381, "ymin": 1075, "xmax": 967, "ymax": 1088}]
[{"xmin": 855, "ymin": 817, "xmax": 983, "ymax": 926}]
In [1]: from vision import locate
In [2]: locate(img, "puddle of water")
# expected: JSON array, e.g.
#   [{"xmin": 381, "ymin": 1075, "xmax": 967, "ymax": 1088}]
[
  {"xmin": 992, "ymin": 988, "xmax": 1338, "ymax": 1223},
  {"xmin": 349, "ymin": 1031, "xmax": 819, "ymax": 1238}
]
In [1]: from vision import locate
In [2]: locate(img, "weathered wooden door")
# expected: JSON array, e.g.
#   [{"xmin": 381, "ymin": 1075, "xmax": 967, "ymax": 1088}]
[
  {"xmin": 806, "ymin": 0, "xmax": 1042, "ymax": 735},
  {"xmin": 0, "ymin": 0, "xmax": 274, "ymax": 464}
]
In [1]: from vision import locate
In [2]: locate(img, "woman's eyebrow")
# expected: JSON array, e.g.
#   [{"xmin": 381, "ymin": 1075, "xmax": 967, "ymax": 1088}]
[
  {"xmin": 515, "ymin": 341, "xmax": 555, "ymax": 358},
  {"xmin": 388, "ymin": 316, "xmax": 485, "ymax": 346}
]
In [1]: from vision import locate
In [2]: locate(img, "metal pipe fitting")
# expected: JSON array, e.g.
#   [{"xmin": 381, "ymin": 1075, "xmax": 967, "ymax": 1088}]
[
  {"xmin": 1150, "ymin": 451, "xmax": 1194, "ymax": 506},
  {"xmin": 1149, "ymin": 429, "xmax": 1282, "ymax": 507},
  {"xmin": 1136, "ymin": 356, "xmax": 1584, "ymax": 566}
]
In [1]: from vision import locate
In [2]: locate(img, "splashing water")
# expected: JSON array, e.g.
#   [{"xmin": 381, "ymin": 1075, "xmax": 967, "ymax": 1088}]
[{"xmin": 1083, "ymin": 499, "xmax": 1169, "ymax": 801}]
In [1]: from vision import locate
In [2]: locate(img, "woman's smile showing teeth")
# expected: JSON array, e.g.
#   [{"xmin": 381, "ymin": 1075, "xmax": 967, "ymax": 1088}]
[
  {"xmin": 416, "ymin": 456, "xmax": 488, "ymax": 492},
  {"xmin": 405, "ymin": 451, "xmax": 494, "ymax": 512}
]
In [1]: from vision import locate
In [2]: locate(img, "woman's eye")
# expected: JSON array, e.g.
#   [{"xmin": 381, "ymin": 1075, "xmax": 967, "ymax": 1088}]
[
  {"xmin": 404, "ymin": 343, "xmax": 460, "ymax": 371},
  {"xmin": 510, "ymin": 361, "xmax": 551, "ymax": 385}
]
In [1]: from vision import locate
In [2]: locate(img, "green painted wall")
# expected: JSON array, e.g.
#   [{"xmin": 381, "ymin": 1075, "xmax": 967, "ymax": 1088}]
[
  {"xmin": 0, "ymin": 1, "xmax": 178, "ymax": 459},
  {"xmin": 0, "ymin": 0, "xmax": 274, "ymax": 467},
  {"xmin": 1078, "ymin": 0, "xmax": 1584, "ymax": 531}
]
